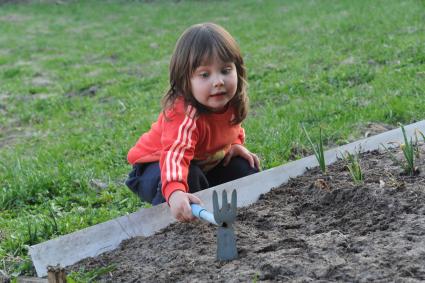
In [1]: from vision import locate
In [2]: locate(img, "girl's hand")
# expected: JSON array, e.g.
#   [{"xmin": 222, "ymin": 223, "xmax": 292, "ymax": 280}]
[
  {"xmin": 168, "ymin": 190, "xmax": 202, "ymax": 222},
  {"xmin": 223, "ymin": 144, "xmax": 260, "ymax": 170}
]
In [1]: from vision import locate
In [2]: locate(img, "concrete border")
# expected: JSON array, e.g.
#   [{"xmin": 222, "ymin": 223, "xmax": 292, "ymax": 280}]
[{"xmin": 29, "ymin": 120, "xmax": 425, "ymax": 277}]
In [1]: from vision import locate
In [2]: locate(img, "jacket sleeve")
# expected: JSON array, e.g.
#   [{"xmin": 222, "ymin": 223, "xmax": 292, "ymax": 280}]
[
  {"xmin": 127, "ymin": 135, "xmax": 147, "ymax": 164},
  {"xmin": 232, "ymin": 126, "xmax": 245, "ymax": 145},
  {"xmin": 159, "ymin": 105, "xmax": 199, "ymax": 203}
]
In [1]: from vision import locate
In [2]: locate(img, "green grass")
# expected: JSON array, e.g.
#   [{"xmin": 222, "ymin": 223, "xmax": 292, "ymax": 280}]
[
  {"xmin": 67, "ymin": 264, "xmax": 116, "ymax": 283},
  {"xmin": 0, "ymin": 0, "xmax": 424, "ymax": 277}
]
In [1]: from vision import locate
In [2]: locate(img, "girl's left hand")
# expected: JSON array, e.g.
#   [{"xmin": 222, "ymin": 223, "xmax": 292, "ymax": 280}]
[{"xmin": 223, "ymin": 144, "xmax": 260, "ymax": 170}]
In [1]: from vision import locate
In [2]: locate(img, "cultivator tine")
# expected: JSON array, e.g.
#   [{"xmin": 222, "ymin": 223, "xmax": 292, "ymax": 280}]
[
  {"xmin": 213, "ymin": 190, "xmax": 221, "ymax": 226},
  {"xmin": 231, "ymin": 189, "xmax": 237, "ymax": 216},
  {"xmin": 222, "ymin": 190, "xmax": 228, "ymax": 210},
  {"xmin": 213, "ymin": 189, "xmax": 238, "ymax": 261},
  {"xmin": 197, "ymin": 190, "xmax": 238, "ymax": 261}
]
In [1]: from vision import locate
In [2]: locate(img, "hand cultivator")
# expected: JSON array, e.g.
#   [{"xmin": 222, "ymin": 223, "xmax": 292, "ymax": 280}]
[{"xmin": 191, "ymin": 190, "xmax": 238, "ymax": 261}]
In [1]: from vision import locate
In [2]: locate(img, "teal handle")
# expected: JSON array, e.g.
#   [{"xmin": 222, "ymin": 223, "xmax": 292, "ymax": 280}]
[{"xmin": 191, "ymin": 204, "xmax": 217, "ymax": 225}]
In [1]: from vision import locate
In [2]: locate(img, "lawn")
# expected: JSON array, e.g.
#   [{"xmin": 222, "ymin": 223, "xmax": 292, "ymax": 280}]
[{"xmin": 0, "ymin": 0, "xmax": 424, "ymax": 278}]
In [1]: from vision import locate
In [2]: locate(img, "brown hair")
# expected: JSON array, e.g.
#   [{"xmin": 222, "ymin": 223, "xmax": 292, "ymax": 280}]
[{"xmin": 161, "ymin": 22, "xmax": 248, "ymax": 124}]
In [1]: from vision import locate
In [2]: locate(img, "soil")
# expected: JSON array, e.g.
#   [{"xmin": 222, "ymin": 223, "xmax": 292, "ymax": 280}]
[{"xmin": 69, "ymin": 144, "xmax": 425, "ymax": 282}]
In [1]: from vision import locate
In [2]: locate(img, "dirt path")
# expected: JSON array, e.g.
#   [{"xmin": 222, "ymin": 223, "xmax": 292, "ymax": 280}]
[{"xmin": 69, "ymin": 145, "xmax": 425, "ymax": 282}]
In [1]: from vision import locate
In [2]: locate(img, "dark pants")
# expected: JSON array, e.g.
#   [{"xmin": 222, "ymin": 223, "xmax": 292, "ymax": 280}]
[{"xmin": 125, "ymin": 157, "xmax": 259, "ymax": 205}]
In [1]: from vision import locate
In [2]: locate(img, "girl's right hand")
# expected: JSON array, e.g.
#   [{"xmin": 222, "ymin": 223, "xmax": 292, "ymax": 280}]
[{"xmin": 168, "ymin": 190, "xmax": 202, "ymax": 222}]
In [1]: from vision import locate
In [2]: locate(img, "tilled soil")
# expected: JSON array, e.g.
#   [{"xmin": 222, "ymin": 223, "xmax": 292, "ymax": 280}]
[{"xmin": 69, "ymin": 145, "xmax": 425, "ymax": 282}]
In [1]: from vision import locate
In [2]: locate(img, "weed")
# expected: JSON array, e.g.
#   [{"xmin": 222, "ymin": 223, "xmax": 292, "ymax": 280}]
[{"xmin": 302, "ymin": 124, "xmax": 326, "ymax": 173}]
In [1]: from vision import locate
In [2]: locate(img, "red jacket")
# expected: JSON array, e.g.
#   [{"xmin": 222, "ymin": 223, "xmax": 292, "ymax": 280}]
[{"xmin": 127, "ymin": 97, "xmax": 245, "ymax": 202}]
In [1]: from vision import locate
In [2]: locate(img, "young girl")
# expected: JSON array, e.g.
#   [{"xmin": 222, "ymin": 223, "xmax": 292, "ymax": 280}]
[{"xmin": 126, "ymin": 22, "xmax": 260, "ymax": 222}]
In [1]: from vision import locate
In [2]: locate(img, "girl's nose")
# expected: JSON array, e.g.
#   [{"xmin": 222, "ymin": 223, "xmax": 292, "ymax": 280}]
[{"xmin": 213, "ymin": 76, "xmax": 224, "ymax": 87}]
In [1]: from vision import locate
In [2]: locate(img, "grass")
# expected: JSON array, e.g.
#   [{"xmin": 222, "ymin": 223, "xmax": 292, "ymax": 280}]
[
  {"xmin": 0, "ymin": 0, "xmax": 424, "ymax": 277},
  {"xmin": 67, "ymin": 265, "xmax": 116, "ymax": 283}
]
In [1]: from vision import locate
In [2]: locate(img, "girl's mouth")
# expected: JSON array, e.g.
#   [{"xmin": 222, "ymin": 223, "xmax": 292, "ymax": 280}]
[{"xmin": 210, "ymin": 92, "xmax": 226, "ymax": 97}]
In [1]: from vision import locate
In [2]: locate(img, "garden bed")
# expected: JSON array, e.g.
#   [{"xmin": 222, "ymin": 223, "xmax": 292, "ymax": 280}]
[{"xmin": 69, "ymin": 144, "xmax": 425, "ymax": 282}]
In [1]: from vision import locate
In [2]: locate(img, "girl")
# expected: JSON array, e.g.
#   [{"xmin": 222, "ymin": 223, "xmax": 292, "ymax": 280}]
[{"xmin": 126, "ymin": 23, "xmax": 260, "ymax": 222}]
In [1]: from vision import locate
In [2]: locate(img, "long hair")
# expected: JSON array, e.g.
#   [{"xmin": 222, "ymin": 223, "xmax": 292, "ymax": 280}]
[{"xmin": 162, "ymin": 23, "xmax": 248, "ymax": 124}]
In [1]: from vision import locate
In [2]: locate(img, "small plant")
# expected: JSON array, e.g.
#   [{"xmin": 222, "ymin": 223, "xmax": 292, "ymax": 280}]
[
  {"xmin": 382, "ymin": 125, "xmax": 420, "ymax": 176},
  {"xmin": 302, "ymin": 124, "xmax": 326, "ymax": 173},
  {"xmin": 342, "ymin": 151, "xmax": 363, "ymax": 184},
  {"xmin": 67, "ymin": 265, "xmax": 116, "ymax": 283},
  {"xmin": 417, "ymin": 129, "xmax": 425, "ymax": 143},
  {"xmin": 415, "ymin": 129, "xmax": 425, "ymax": 158},
  {"xmin": 252, "ymin": 272, "xmax": 260, "ymax": 283},
  {"xmin": 400, "ymin": 124, "xmax": 416, "ymax": 176}
]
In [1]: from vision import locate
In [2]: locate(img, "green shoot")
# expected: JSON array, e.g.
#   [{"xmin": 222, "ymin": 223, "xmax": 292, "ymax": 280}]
[
  {"xmin": 380, "ymin": 142, "xmax": 403, "ymax": 167},
  {"xmin": 67, "ymin": 265, "xmax": 116, "ymax": 282},
  {"xmin": 415, "ymin": 129, "xmax": 425, "ymax": 158},
  {"xmin": 302, "ymin": 124, "xmax": 326, "ymax": 173},
  {"xmin": 342, "ymin": 151, "xmax": 363, "ymax": 184},
  {"xmin": 400, "ymin": 124, "xmax": 415, "ymax": 176},
  {"xmin": 252, "ymin": 272, "xmax": 260, "ymax": 283},
  {"xmin": 417, "ymin": 129, "xmax": 425, "ymax": 143}
]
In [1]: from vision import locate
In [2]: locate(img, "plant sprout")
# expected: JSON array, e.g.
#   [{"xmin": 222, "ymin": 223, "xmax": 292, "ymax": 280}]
[
  {"xmin": 415, "ymin": 129, "xmax": 425, "ymax": 158},
  {"xmin": 400, "ymin": 124, "xmax": 416, "ymax": 176},
  {"xmin": 342, "ymin": 151, "xmax": 363, "ymax": 184},
  {"xmin": 382, "ymin": 125, "xmax": 420, "ymax": 176},
  {"xmin": 302, "ymin": 124, "xmax": 326, "ymax": 173},
  {"xmin": 417, "ymin": 129, "xmax": 425, "ymax": 142}
]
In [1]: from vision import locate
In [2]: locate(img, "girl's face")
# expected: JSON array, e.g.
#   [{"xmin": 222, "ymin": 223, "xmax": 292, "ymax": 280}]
[{"xmin": 190, "ymin": 58, "xmax": 238, "ymax": 112}]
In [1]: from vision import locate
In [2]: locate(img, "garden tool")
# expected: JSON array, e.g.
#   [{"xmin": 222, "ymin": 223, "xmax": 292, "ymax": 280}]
[{"xmin": 191, "ymin": 189, "xmax": 238, "ymax": 261}]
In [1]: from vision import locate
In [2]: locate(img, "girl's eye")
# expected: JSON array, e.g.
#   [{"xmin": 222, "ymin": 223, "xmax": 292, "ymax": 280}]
[
  {"xmin": 200, "ymin": 72, "xmax": 209, "ymax": 78},
  {"xmin": 222, "ymin": 68, "xmax": 232, "ymax": 74}
]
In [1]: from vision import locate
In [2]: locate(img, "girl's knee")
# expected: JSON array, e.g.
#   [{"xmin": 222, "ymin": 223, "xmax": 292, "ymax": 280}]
[
  {"xmin": 125, "ymin": 163, "xmax": 161, "ymax": 204},
  {"xmin": 187, "ymin": 163, "xmax": 209, "ymax": 193},
  {"xmin": 229, "ymin": 156, "xmax": 259, "ymax": 176}
]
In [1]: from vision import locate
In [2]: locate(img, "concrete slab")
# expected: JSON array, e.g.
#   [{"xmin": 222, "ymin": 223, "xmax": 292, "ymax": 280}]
[
  {"xmin": 29, "ymin": 120, "xmax": 425, "ymax": 277},
  {"xmin": 17, "ymin": 277, "xmax": 48, "ymax": 283}
]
